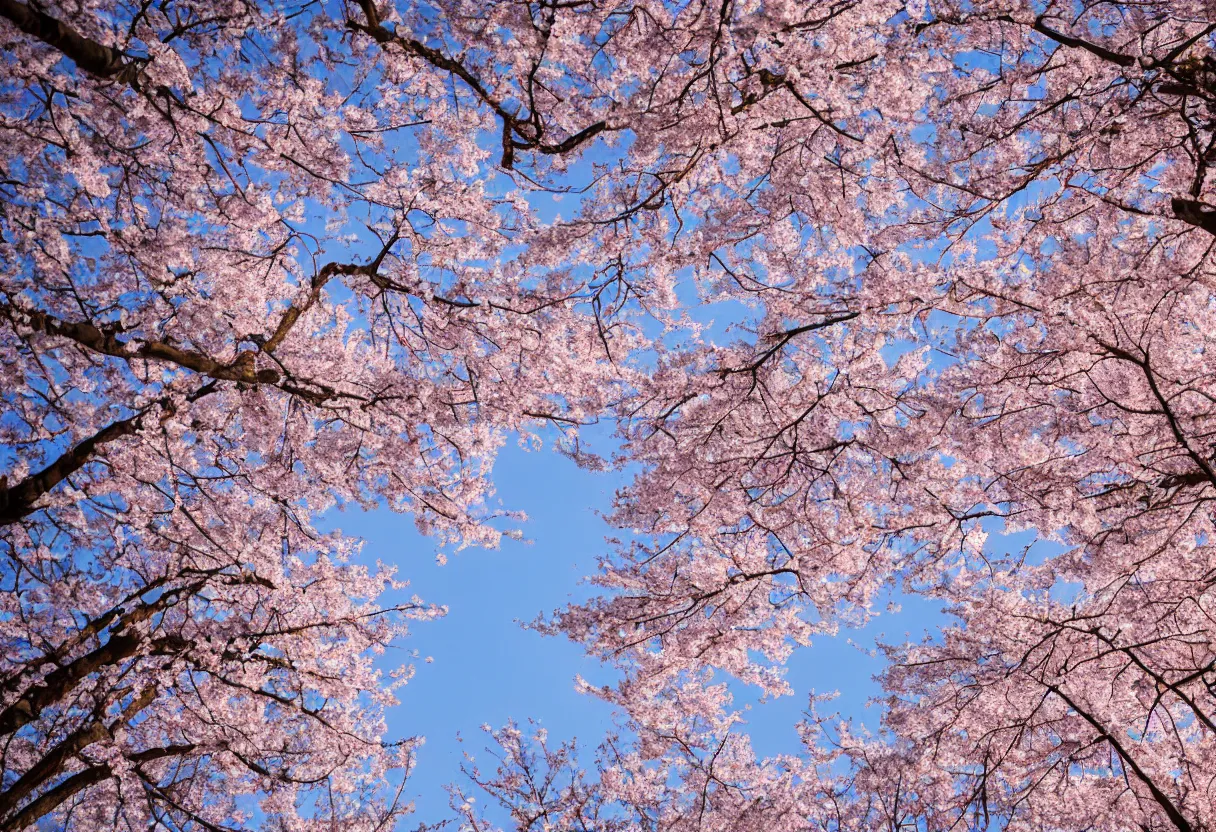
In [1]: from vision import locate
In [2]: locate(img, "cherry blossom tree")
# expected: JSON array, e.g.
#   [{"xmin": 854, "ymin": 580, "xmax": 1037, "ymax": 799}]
[
  {"xmin": 0, "ymin": 0, "xmax": 634, "ymax": 825},
  {"xmin": 468, "ymin": 4, "xmax": 1216, "ymax": 832},
  {"xmin": 3, "ymin": 0, "xmax": 1216, "ymax": 830}
]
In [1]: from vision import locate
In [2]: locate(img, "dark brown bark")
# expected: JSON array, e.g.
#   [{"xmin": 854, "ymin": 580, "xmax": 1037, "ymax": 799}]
[
  {"xmin": 0, "ymin": 0, "xmax": 141, "ymax": 82},
  {"xmin": 0, "ymin": 744, "xmax": 194, "ymax": 831},
  {"xmin": 0, "ymin": 686, "xmax": 156, "ymax": 820},
  {"xmin": 1048, "ymin": 685, "xmax": 1193, "ymax": 832},
  {"xmin": 0, "ymin": 584, "xmax": 200, "ymax": 735},
  {"xmin": 5, "ymin": 304, "xmax": 280, "ymax": 385},
  {"xmin": 1171, "ymin": 197, "xmax": 1216, "ymax": 236},
  {"xmin": 0, "ymin": 411, "xmax": 146, "ymax": 526}
]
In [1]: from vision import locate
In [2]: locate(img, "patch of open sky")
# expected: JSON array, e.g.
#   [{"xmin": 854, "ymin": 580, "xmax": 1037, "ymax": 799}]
[{"xmin": 316, "ymin": 427, "xmax": 626, "ymax": 827}]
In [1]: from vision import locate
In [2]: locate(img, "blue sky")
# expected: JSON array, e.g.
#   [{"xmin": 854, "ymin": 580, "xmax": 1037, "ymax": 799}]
[{"xmin": 323, "ymin": 435, "xmax": 951, "ymax": 828}]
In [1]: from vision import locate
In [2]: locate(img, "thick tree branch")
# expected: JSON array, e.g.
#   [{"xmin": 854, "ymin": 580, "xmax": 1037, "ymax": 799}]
[
  {"xmin": 995, "ymin": 13, "xmax": 1136, "ymax": 68},
  {"xmin": 0, "ymin": 743, "xmax": 195, "ymax": 830},
  {"xmin": 1047, "ymin": 685, "xmax": 1193, "ymax": 832},
  {"xmin": 0, "ymin": 583, "xmax": 201, "ymax": 734},
  {"xmin": 0, "ymin": 407, "xmax": 154, "ymax": 526},
  {"xmin": 0, "ymin": 685, "xmax": 157, "ymax": 820},
  {"xmin": 4, "ymin": 303, "xmax": 279, "ymax": 384},
  {"xmin": 0, "ymin": 0, "xmax": 144, "ymax": 82},
  {"xmin": 1170, "ymin": 197, "xmax": 1216, "ymax": 236}
]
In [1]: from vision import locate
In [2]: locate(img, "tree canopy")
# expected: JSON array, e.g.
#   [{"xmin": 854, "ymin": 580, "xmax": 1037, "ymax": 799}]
[{"xmin": 2, "ymin": 0, "xmax": 1215, "ymax": 830}]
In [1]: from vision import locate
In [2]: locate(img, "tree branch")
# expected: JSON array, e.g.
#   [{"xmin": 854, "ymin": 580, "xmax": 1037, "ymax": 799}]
[
  {"xmin": 4, "ymin": 302, "xmax": 279, "ymax": 384},
  {"xmin": 0, "ymin": 0, "xmax": 144, "ymax": 82},
  {"xmin": 0, "ymin": 406, "xmax": 156, "ymax": 526}
]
